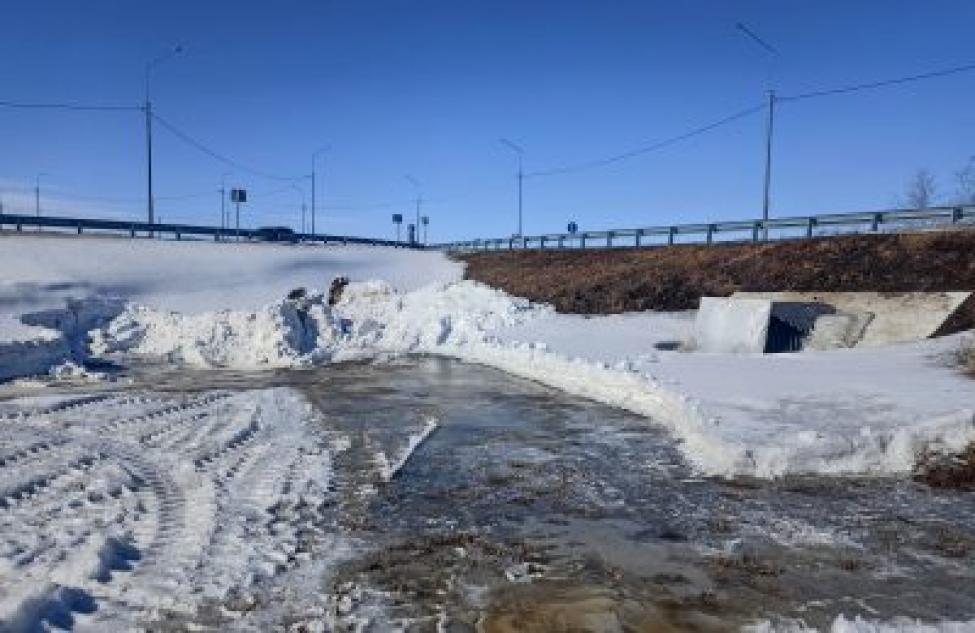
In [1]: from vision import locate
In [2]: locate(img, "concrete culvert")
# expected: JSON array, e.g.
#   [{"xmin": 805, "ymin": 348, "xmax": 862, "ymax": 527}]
[{"xmin": 694, "ymin": 292, "xmax": 973, "ymax": 354}]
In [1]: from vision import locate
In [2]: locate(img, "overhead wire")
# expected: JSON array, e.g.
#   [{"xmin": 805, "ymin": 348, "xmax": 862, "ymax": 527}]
[
  {"xmin": 525, "ymin": 103, "xmax": 766, "ymax": 178},
  {"xmin": 150, "ymin": 112, "xmax": 305, "ymax": 182},
  {"xmin": 0, "ymin": 100, "xmax": 140, "ymax": 111},
  {"xmin": 779, "ymin": 61, "xmax": 975, "ymax": 103}
]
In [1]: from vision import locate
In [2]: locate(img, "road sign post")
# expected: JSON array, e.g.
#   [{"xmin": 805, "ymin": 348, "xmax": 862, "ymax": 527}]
[
  {"xmin": 392, "ymin": 213, "xmax": 403, "ymax": 242},
  {"xmin": 231, "ymin": 188, "xmax": 247, "ymax": 242}
]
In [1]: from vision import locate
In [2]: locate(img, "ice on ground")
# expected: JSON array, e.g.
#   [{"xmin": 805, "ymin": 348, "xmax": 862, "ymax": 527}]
[
  {"xmin": 375, "ymin": 416, "xmax": 439, "ymax": 481},
  {"xmin": 747, "ymin": 614, "xmax": 975, "ymax": 632},
  {"xmin": 83, "ymin": 279, "xmax": 975, "ymax": 479}
]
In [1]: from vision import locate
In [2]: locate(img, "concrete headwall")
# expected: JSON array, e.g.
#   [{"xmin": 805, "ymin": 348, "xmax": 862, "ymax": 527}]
[
  {"xmin": 732, "ymin": 291, "xmax": 972, "ymax": 348},
  {"xmin": 694, "ymin": 297, "xmax": 772, "ymax": 353}
]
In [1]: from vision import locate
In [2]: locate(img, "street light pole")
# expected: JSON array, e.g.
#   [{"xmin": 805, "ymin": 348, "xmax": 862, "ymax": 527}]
[
  {"xmin": 405, "ymin": 175, "xmax": 421, "ymax": 245},
  {"xmin": 220, "ymin": 172, "xmax": 231, "ymax": 231},
  {"xmin": 311, "ymin": 145, "xmax": 329, "ymax": 236},
  {"xmin": 144, "ymin": 45, "xmax": 183, "ymax": 227},
  {"xmin": 500, "ymin": 138, "xmax": 524, "ymax": 236},
  {"xmin": 34, "ymin": 173, "xmax": 42, "ymax": 217}
]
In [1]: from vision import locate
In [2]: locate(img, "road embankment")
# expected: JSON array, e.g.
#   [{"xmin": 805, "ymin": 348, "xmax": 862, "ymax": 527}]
[{"xmin": 457, "ymin": 230, "xmax": 975, "ymax": 316}]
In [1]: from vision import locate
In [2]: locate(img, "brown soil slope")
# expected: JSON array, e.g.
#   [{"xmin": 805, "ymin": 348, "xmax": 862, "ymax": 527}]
[{"xmin": 458, "ymin": 231, "xmax": 975, "ymax": 314}]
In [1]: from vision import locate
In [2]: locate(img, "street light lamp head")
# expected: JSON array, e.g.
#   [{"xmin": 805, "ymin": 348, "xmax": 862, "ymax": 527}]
[{"xmin": 499, "ymin": 137, "xmax": 524, "ymax": 155}]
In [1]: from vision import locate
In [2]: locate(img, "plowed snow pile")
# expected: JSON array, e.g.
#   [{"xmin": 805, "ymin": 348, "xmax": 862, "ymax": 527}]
[{"xmin": 85, "ymin": 279, "xmax": 975, "ymax": 480}]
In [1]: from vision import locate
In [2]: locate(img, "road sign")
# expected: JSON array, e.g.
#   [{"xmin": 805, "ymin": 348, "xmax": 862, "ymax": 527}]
[
  {"xmin": 230, "ymin": 188, "xmax": 247, "ymax": 203},
  {"xmin": 567, "ymin": 221, "xmax": 578, "ymax": 234},
  {"xmin": 421, "ymin": 215, "xmax": 429, "ymax": 225},
  {"xmin": 392, "ymin": 213, "xmax": 403, "ymax": 224}
]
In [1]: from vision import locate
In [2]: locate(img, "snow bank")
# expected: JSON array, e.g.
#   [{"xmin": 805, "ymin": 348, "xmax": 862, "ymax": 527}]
[
  {"xmin": 84, "ymin": 280, "xmax": 975, "ymax": 479},
  {"xmin": 0, "ymin": 234, "xmax": 462, "ymax": 380}
]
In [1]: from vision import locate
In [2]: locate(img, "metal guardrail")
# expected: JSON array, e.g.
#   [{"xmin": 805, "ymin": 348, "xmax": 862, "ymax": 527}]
[
  {"xmin": 0, "ymin": 213, "xmax": 416, "ymax": 248},
  {"xmin": 441, "ymin": 205, "xmax": 975, "ymax": 251}
]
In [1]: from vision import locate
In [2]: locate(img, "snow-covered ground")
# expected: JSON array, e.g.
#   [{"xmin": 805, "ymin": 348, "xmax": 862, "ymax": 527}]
[
  {"xmin": 1, "ymin": 233, "xmax": 974, "ymax": 631},
  {"xmin": 0, "ymin": 389, "xmax": 345, "ymax": 629},
  {"xmin": 0, "ymin": 234, "xmax": 460, "ymax": 313},
  {"xmin": 2, "ymin": 232, "xmax": 973, "ymax": 481}
]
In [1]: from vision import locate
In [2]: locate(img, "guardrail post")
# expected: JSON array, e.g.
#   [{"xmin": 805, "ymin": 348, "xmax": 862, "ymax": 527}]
[
  {"xmin": 508, "ymin": 238, "xmax": 514, "ymax": 250},
  {"xmin": 176, "ymin": 232, "xmax": 181, "ymax": 241},
  {"xmin": 16, "ymin": 222, "xmax": 22, "ymax": 232},
  {"xmin": 668, "ymin": 227, "xmax": 675, "ymax": 245},
  {"xmin": 634, "ymin": 230, "xmax": 642, "ymax": 247},
  {"xmin": 557, "ymin": 236, "xmax": 564, "ymax": 249},
  {"xmin": 706, "ymin": 224, "xmax": 715, "ymax": 244},
  {"xmin": 871, "ymin": 212, "xmax": 882, "ymax": 232},
  {"xmin": 77, "ymin": 224, "xmax": 83, "ymax": 235},
  {"xmin": 806, "ymin": 217, "xmax": 817, "ymax": 238},
  {"xmin": 953, "ymin": 207, "xmax": 963, "ymax": 224},
  {"xmin": 752, "ymin": 222, "xmax": 761, "ymax": 242},
  {"xmin": 540, "ymin": 237, "xmax": 547, "ymax": 249},
  {"xmin": 522, "ymin": 237, "xmax": 528, "ymax": 249},
  {"xmin": 580, "ymin": 233, "xmax": 587, "ymax": 249}
]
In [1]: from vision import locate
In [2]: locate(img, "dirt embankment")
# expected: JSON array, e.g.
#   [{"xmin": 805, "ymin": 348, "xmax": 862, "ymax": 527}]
[{"xmin": 457, "ymin": 231, "xmax": 975, "ymax": 314}]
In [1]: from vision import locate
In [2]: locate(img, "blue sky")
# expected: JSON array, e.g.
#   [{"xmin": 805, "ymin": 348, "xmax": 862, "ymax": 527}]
[{"xmin": 0, "ymin": 1, "xmax": 973, "ymax": 241}]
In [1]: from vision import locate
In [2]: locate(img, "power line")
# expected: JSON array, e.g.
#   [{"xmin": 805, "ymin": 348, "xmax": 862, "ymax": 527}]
[
  {"xmin": 157, "ymin": 190, "xmax": 219, "ymax": 201},
  {"xmin": 150, "ymin": 112, "xmax": 304, "ymax": 182},
  {"xmin": 525, "ymin": 103, "xmax": 765, "ymax": 178},
  {"xmin": 780, "ymin": 61, "xmax": 975, "ymax": 102},
  {"xmin": 0, "ymin": 99, "xmax": 140, "ymax": 111},
  {"xmin": 0, "ymin": 185, "xmax": 213, "ymax": 204}
]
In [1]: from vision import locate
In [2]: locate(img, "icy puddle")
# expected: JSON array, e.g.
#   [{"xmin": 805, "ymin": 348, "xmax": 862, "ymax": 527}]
[{"xmin": 0, "ymin": 358, "xmax": 973, "ymax": 631}]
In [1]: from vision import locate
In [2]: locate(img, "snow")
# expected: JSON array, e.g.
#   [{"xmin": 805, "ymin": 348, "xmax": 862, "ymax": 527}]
[
  {"xmin": 0, "ymin": 388, "xmax": 350, "ymax": 630},
  {"xmin": 2, "ymin": 234, "xmax": 974, "ymax": 481},
  {"xmin": 0, "ymin": 234, "xmax": 461, "ymax": 314},
  {"xmin": 2, "ymin": 233, "xmax": 975, "ymax": 629},
  {"xmin": 0, "ymin": 233, "xmax": 462, "ymax": 379}
]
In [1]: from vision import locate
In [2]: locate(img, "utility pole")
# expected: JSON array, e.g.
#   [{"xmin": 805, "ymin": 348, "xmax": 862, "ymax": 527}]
[
  {"xmin": 291, "ymin": 184, "xmax": 306, "ymax": 234},
  {"xmin": 34, "ymin": 174, "xmax": 42, "ymax": 217},
  {"xmin": 736, "ymin": 23, "xmax": 777, "ymax": 240},
  {"xmin": 311, "ymin": 145, "xmax": 329, "ymax": 236},
  {"xmin": 144, "ymin": 45, "xmax": 183, "ymax": 227},
  {"xmin": 762, "ymin": 90, "xmax": 775, "ymax": 241},
  {"xmin": 500, "ymin": 138, "xmax": 524, "ymax": 236}
]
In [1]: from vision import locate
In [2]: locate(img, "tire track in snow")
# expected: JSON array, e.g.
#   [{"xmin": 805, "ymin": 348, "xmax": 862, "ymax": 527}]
[{"xmin": 0, "ymin": 380, "xmax": 437, "ymax": 630}]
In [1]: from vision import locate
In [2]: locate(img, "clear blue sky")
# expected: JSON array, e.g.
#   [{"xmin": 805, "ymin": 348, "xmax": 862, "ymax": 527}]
[{"xmin": 1, "ymin": 0, "xmax": 973, "ymax": 240}]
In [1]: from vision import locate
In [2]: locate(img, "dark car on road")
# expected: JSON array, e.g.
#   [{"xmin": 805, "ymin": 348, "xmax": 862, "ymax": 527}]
[{"xmin": 255, "ymin": 226, "xmax": 298, "ymax": 243}]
